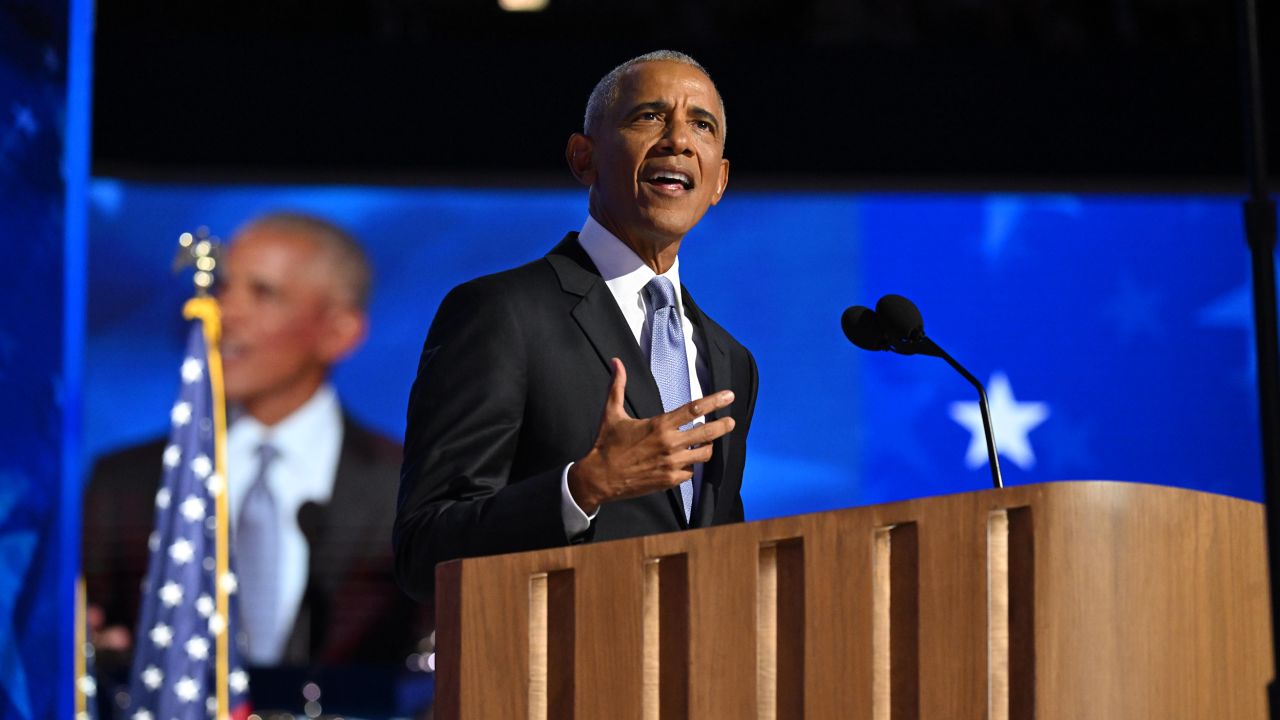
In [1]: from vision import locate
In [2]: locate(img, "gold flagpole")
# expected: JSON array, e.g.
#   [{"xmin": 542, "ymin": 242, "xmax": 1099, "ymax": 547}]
[
  {"xmin": 176, "ymin": 229, "xmax": 231, "ymax": 720},
  {"xmin": 75, "ymin": 577, "xmax": 88, "ymax": 719}
]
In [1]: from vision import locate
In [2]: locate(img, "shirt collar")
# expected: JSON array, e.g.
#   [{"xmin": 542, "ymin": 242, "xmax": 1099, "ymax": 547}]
[
  {"xmin": 228, "ymin": 383, "xmax": 343, "ymax": 502},
  {"xmin": 577, "ymin": 215, "xmax": 683, "ymax": 312}
]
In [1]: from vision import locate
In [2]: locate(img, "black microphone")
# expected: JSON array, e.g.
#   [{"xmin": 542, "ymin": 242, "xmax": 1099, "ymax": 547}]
[
  {"xmin": 840, "ymin": 305, "xmax": 888, "ymax": 351},
  {"xmin": 841, "ymin": 294, "xmax": 1005, "ymax": 489}
]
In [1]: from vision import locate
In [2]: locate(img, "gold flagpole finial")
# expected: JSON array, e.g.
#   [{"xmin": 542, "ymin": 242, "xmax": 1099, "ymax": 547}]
[{"xmin": 173, "ymin": 226, "xmax": 222, "ymax": 296}]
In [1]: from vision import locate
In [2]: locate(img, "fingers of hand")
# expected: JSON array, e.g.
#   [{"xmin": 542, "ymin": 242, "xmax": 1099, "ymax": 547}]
[
  {"xmin": 674, "ymin": 390, "xmax": 734, "ymax": 425},
  {"xmin": 681, "ymin": 416, "xmax": 735, "ymax": 447}
]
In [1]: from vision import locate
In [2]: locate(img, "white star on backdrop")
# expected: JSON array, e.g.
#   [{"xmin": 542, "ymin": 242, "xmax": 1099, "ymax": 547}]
[{"xmin": 949, "ymin": 371, "xmax": 1049, "ymax": 470}]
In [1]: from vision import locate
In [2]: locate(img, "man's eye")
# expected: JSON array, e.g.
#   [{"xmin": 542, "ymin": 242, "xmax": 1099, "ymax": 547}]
[
  {"xmin": 638, "ymin": 112, "xmax": 660, "ymax": 121},
  {"xmin": 694, "ymin": 120, "xmax": 713, "ymax": 132}
]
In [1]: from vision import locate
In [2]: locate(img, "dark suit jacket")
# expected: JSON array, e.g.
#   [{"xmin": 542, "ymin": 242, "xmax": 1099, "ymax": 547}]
[
  {"xmin": 395, "ymin": 233, "xmax": 759, "ymax": 602},
  {"xmin": 83, "ymin": 414, "xmax": 428, "ymax": 668}
]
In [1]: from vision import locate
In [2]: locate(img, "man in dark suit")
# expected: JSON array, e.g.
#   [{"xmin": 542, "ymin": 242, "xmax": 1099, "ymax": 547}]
[
  {"xmin": 84, "ymin": 213, "xmax": 429, "ymax": 713},
  {"xmin": 395, "ymin": 50, "xmax": 758, "ymax": 602}
]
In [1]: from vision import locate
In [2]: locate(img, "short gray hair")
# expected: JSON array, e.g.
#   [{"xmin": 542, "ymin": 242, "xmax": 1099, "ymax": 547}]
[
  {"xmin": 236, "ymin": 211, "xmax": 373, "ymax": 310},
  {"xmin": 583, "ymin": 50, "xmax": 726, "ymax": 143}
]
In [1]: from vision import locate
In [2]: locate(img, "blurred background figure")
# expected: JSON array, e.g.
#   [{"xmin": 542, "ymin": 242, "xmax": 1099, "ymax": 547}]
[{"xmin": 82, "ymin": 212, "xmax": 432, "ymax": 718}]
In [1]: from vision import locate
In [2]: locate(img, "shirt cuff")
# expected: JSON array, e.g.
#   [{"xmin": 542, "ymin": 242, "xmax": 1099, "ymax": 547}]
[{"xmin": 560, "ymin": 462, "xmax": 598, "ymax": 538}]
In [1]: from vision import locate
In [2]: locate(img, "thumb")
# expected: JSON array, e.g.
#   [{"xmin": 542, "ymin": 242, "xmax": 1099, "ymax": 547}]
[{"xmin": 606, "ymin": 358, "xmax": 628, "ymax": 417}]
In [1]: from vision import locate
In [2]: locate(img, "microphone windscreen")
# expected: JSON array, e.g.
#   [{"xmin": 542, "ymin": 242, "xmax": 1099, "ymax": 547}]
[
  {"xmin": 297, "ymin": 500, "xmax": 324, "ymax": 547},
  {"xmin": 876, "ymin": 294, "xmax": 924, "ymax": 342},
  {"xmin": 841, "ymin": 305, "xmax": 888, "ymax": 350}
]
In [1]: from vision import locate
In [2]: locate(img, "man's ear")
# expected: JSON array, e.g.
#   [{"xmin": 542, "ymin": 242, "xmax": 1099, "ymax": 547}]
[
  {"xmin": 709, "ymin": 157, "xmax": 730, "ymax": 206},
  {"xmin": 566, "ymin": 133, "xmax": 596, "ymax": 187},
  {"xmin": 319, "ymin": 307, "xmax": 368, "ymax": 363}
]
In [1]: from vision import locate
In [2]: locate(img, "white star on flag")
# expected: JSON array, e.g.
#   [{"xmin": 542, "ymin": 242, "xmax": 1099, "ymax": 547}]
[
  {"xmin": 181, "ymin": 357, "xmax": 204, "ymax": 383},
  {"xmin": 155, "ymin": 487, "xmax": 170, "ymax": 509},
  {"xmin": 219, "ymin": 572, "xmax": 238, "ymax": 595},
  {"xmin": 174, "ymin": 676, "xmax": 200, "ymax": 703},
  {"xmin": 132, "ymin": 710, "xmax": 153, "ymax": 720},
  {"xmin": 184, "ymin": 636, "xmax": 210, "ymax": 661},
  {"xmin": 168, "ymin": 538, "xmax": 194, "ymax": 565},
  {"xmin": 195, "ymin": 594, "xmax": 214, "ymax": 617},
  {"xmin": 141, "ymin": 665, "xmax": 163, "ymax": 690},
  {"xmin": 228, "ymin": 669, "xmax": 249, "ymax": 694},
  {"xmin": 147, "ymin": 531, "xmax": 160, "ymax": 552},
  {"xmin": 163, "ymin": 444, "xmax": 182, "ymax": 468},
  {"xmin": 149, "ymin": 623, "xmax": 173, "ymax": 648},
  {"xmin": 189, "ymin": 454, "xmax": 212, "ymax": 479},
  {"xmin": 158, "ymin": 581, "xmax": 184, "ymax": 608},
  {"xmin": 209, "ymin": 612, "xmax": 227, "ymax": 636},
  {"xmin": 178, "ymin": 495, "xmax": 206, "ymax": 522},
  {"xmin": 206, "ymin": 473, "xmax": 225, "ymax": 496},
  {"xmin": 76, "ymin": 675, "xmax": 96, "ymax": 697},
  {"xmin": 949, "ymin": 371, "xmax": 1049, "ymax": 471},
  {"xmin": 171, "ymin": 401, "xmax": 192, "ymax": 426}
]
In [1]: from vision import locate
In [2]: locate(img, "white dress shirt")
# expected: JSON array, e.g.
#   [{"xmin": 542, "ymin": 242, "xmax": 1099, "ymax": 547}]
[
  {"xmin": 226, "ymin": 384, "xmax": 344, "ymax": 665},
  {"xmin": 559, "ymin": 216, "xmax": 711, "ymax": 535}
]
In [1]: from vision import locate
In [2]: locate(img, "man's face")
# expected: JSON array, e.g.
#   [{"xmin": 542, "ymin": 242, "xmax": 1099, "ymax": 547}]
[
  {"xmin": 583, "ymin": 61, "xmax": 730, "ymax": 248},
  {"xmin": 218, "ymin": 227, "xmax": 354, "ymax": 422}
]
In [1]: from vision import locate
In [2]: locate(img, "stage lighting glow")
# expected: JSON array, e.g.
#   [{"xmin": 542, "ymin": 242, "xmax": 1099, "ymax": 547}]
[{"xmin": 499, "ymin": 0, "xmax": 549, "ymax": 11}]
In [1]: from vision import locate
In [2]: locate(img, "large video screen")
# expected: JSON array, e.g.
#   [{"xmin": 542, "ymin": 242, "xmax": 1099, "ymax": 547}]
[{"xmin": 87, "ymin": 180, "xmax": 1263, "ymax": 518}]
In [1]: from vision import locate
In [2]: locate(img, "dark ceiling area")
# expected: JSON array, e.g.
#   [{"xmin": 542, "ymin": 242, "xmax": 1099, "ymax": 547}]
[{"xmin": 92, "ymin": 0, "xmax": 1278, "ymax": 188}]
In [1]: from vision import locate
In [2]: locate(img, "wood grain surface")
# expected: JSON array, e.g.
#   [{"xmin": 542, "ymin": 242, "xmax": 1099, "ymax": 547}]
[{"xmin": 435, "ymin": 481, "xmax": 1272, "ymax": 719}]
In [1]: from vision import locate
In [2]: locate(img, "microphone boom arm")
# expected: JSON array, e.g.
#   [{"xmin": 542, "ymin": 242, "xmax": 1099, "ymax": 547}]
[{"xmin": 902, "ymin": 336, "xmax": 1005, "ymax": 490}]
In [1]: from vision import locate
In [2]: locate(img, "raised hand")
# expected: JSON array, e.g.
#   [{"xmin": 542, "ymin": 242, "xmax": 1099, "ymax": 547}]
[{"xmin": 567, "ymin": 357, "xmax": 736, "ymax": 514}]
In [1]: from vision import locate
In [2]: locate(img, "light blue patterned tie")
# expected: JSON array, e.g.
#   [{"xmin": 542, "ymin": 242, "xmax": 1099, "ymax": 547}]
[
  {"xmin": 644, "ymin": 276, "xmax": 695, "ymax": 521},
  {"xmin": 235, "ymin": 443, "xmax": 279, "ymax": 663}
]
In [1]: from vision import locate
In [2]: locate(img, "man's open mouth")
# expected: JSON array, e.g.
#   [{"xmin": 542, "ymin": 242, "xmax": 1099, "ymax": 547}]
[{"xmin": 643, "ymin": 170, "xmax": 694, "ymax": 190}]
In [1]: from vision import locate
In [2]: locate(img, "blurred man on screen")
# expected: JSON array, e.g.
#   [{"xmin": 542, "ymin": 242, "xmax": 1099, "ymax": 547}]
[
  {"xmin": 83, "ymin": 213, "xmax": 429, "ymax": 714},
  {"xmin": 395, "ymin": 50, "xmax": 759, "ymax": 601}
]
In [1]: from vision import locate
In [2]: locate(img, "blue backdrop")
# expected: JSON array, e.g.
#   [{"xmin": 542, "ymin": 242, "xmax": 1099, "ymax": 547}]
[{"xmin": 85, "ymin": 182, "xmax": 1265, "ymax": 518}]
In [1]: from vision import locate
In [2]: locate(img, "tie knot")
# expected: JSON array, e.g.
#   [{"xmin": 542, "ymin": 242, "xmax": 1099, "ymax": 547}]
[
  {"xmin": 256, "ymin": 443, "xmax": 279, "ymax": 465},
  {"xmin": 644, "ymin": 275, "xmax": 678, "ymax": 310}
]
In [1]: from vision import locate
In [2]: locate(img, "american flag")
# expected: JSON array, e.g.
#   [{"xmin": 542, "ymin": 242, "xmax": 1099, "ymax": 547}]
[{"xmin": 127, "ymin": 316, "xmax": 250, "ymax": 720}]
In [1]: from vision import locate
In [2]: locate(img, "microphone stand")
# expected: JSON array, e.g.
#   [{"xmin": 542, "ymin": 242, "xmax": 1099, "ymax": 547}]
[
  {"xmin": 889, "ymin": 336, "xmax": 1005, "ymax": 489},
  {"xmin": 1236, "ymin": 0, "xmax": 1280, "ymax": 715}
]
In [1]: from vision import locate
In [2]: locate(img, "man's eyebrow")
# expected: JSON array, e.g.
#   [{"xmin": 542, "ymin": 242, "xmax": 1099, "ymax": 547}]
[
  {"xmin": 622, "ymin": 100, "xmax": 673, "ymax": 117},
  {"xmin": 688, "ymin": 105, "xmax": 722, "ymax": 129}
]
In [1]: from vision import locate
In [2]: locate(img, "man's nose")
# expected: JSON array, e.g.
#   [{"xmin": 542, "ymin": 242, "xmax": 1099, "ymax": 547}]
[
  {"xmin": 659, "ymin": 119, "xmax": 694, "ymax": 156},
  {"xmin": 218, "ymin": 286, "xmax": 244, "ymax": 324}
]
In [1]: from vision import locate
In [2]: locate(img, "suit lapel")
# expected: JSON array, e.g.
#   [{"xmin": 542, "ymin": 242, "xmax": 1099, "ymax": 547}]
[
  {"xmin": 547, "ymin": 234, "xmax": 686, "ymax": 526},
  {"xmin": 683, "ymin": 287, "xmax": 732, "ymax": 528},
  {"xmin": 546, "ymin": 234, "xmax": 664, "ymax": 421}
]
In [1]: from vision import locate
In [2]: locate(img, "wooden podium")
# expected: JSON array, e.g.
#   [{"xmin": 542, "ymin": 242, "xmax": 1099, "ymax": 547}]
[{"xmin": 434, "ymin": 481, "xmax": 1272, "ymax": 719}]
